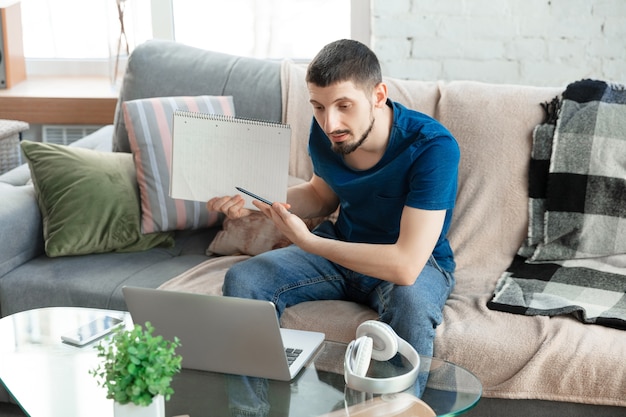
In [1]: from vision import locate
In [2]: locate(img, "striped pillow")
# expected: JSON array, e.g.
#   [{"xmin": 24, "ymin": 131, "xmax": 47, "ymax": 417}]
[{"xmin": 123, "ymin": 96, "xmax": 235, "ymax": 233}]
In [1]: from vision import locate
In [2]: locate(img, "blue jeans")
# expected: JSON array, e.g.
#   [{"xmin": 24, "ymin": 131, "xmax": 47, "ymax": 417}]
[{"xmin": 223, "ymin": 221, "xmax": 455, "ymax": 357}]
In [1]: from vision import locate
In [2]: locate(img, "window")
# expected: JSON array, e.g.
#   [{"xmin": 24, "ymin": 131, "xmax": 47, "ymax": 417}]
[
  {"xmin": 171, "ymin": 0, "xmax": 350, "ymax": 60},
  {"xmin": 20, "ymin": 0, "xmax": 368, "ymax": 76},
  {"xmin": 21, "ymin": 0, "xmax": 152, "ymax": 75},
  {"xmin": 21, "ymin": 0, "xmax": 150, "ymax": 59}
]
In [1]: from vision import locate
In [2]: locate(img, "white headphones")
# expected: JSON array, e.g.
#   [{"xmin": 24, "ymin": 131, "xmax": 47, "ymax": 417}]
[{"xmin": 344, "ymin": 320, "xmax": 420, "ymax": 394}]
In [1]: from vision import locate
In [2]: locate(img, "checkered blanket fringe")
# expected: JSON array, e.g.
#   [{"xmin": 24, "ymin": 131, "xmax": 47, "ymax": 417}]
[{"xmin": 488, "ymin": 79, "xmax": 626, "ymax": 330}]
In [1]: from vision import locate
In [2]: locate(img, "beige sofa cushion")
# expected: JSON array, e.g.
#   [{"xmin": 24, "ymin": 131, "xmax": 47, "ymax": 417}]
[{"xmin": 438, "ymin": 81, "xmax": 562, "ymax": 284}]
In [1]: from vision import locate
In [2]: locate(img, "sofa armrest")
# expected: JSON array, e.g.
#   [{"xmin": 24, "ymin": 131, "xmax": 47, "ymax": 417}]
[
  {"xmin": 0, "ymin": 125, "xmax": 114, "ymax": 276},
  {"xmin": 0, "ymin": 183, "xmax": 43, "ymax": 277},
  {"xmin": 0, "ymin": 163, "xmax": 31, "ymax": 186}
]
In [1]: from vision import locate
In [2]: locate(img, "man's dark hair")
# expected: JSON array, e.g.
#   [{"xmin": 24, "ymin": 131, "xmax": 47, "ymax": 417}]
[{"xmin": 306, "ymin": 39, "xmax": 382, "ymax": 93}]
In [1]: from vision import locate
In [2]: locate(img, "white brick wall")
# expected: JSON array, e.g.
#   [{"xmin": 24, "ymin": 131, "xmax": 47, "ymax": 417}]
[{"xmin": 370, "ymin": 0, "xmax": 626, "ymax": 86}]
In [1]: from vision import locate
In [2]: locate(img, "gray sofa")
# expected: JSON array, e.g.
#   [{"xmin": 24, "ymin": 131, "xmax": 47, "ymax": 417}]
[
  {"xmin": 0, "ymin": 42, "xmax": 283, "ymax": 317},
  {"xmin": 1, "ymin": 40, "xmax": 625, "ymax": 417}
]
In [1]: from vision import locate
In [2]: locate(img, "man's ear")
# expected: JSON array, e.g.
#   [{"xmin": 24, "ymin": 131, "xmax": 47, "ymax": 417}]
[{"xmin": 373, "ymin": 82, "xmax": 388, "ymax": 108}]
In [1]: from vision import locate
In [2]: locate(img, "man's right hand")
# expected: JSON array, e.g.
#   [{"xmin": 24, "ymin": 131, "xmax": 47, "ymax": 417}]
[{"xmin": 206, "ymin": 195, "xmax": 252, "ymax": 220}]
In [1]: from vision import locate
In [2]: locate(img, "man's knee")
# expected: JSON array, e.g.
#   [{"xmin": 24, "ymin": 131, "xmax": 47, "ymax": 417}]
[{"xmin": 223, "ymin": 261, "xmax": 253, "ymax": 297}]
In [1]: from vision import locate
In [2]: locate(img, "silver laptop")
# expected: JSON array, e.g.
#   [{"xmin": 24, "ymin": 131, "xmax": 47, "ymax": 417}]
[{"xmin": 122, "ymin": 286, "xmax": 325, "ymax": 381}]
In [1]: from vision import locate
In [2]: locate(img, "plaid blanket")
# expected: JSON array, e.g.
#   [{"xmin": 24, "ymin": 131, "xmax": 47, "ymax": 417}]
[{"xmin": 488, "ymin": 79, "xmax": 626, "ymax": 329}]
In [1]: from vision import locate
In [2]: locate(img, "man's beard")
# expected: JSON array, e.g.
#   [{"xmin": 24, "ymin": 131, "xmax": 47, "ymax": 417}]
[{"xmin": 331, "ymin": 117, "xmax": 375, "ymax": 155}]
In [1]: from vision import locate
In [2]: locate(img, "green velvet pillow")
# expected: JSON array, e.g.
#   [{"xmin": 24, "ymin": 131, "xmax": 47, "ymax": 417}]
[{"xmin": 21, "ymin": 140, "xmax": 174, "ymax": 257}]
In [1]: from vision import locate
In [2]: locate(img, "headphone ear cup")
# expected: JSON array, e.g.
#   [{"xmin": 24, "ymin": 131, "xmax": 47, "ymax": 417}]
[
  {"xmin": 356, "ymin": 321, "xmax": 399, "ymax": 362},
  {"xmin": 351, "ymin": 336, "xmax": 373, "ymax": 377}
]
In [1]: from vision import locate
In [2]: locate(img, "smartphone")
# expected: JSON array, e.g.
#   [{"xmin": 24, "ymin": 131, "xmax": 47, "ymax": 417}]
[
  {"xmin": 61, "ymin": 315, "xmax": 125, "ymax": 346},
  {"xmin": 235, "ymin": 186, "xmax": 273, "ymax": 206}
]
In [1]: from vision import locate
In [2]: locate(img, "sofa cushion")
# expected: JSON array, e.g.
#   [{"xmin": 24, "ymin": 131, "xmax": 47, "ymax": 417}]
[
  {"xmin": 207, "ymin": 176, "xmax": 297, "ymax": 256},
  {"xmin": 0, "ymin": 227, "xmax": 217, "ymax": 317},
  {"xmin": 207, "ymin": 212, "xmax": 291, "ymax": 256},
  {"xmin": 206, "ymin": 176, "xmax": 332, "ymax": 256},
  {"xmin": 436, "ymin": 80, "xmax": 562, "ymax": 275},
  {"xmin": 20, "ymin": 140, "xmax": 174, "ymax": 257},
  {"xmin": 123, "ymin": 95, "xmax": 235, "ymax": 234},
  {"xmin": 114, "ymin": 40, "xmax": 282, "ymax": 153},
  {"xmin": 207, "ymin": 211, "xmax": 335, "ymax": 257}
]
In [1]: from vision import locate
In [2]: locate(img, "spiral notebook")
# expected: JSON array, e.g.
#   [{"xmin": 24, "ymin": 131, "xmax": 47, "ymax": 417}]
[{"xmin": 170, "ymin": 110, "xmax": 291, "ymax": 207}]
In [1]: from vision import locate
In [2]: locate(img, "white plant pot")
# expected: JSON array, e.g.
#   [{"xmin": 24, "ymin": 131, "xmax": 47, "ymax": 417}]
[{"xmin": 113, "ymin": 395, "xmax": 165, "ymax": 417}]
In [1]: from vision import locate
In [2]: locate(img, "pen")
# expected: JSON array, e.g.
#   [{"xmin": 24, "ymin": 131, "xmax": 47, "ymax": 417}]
[{"xmin": 235, "ymin": 187, "xmax": 273, "ymax": 206}]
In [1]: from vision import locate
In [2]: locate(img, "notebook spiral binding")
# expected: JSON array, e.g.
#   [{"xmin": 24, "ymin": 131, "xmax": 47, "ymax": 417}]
[{"xmin": 174, "ymin": 110, "xmax": 290, "ymax": 129}]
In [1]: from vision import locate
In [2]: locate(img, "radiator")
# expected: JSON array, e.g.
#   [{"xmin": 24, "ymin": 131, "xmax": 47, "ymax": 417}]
[{"xmin": 43, "ymin": 125, "xmax": 102, "ymax": 145}]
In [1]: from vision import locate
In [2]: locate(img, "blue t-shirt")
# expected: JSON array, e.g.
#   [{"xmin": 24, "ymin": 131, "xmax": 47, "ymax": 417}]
[{"xmin": 309, "ymin": 100, "xmax": 460, "ymax": 272}]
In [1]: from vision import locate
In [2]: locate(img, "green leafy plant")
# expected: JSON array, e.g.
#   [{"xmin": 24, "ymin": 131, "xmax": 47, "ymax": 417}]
[{"xmin": 90, "ymin": 322, "xmax": 182, "ymax": 406}]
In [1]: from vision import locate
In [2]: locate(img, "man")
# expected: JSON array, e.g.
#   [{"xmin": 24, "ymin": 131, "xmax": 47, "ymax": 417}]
[{"xmin": 207, "ymin": 39, "xmax": 459, "ymax": 359}]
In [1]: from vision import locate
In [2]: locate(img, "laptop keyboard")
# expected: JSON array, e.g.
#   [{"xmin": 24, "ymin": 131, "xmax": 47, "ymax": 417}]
[{"xmin": 285, "ymin": 348, "xmax": 303, "ymax": 366}]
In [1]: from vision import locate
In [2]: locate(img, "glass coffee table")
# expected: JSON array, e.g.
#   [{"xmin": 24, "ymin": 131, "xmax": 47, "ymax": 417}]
[{"xmin": 0, "ymin": 307, "xmax": 482, "ymax": 416}]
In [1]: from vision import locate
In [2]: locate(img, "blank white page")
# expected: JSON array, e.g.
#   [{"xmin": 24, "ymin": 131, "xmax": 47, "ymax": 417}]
[{"xmin": 170, "ymin": 111, "xmax": 291, "ymax": 208}]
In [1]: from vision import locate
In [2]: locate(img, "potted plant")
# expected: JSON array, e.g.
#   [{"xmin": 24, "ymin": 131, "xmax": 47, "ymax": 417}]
[{"xmin": 90, "ymin": 321, "xmax": 182, "ymax": 417}]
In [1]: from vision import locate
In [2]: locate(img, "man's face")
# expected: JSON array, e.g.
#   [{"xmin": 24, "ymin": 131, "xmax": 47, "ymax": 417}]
[{"xmin": 308, "ymin": 81, "xmax": 376, "ymax": 155}]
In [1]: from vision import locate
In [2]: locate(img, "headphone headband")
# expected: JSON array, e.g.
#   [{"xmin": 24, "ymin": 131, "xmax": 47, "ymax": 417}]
[{"xmin": 344, "ymin": 322, "xmax": 420, "ymax": 394}]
